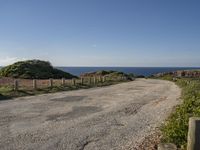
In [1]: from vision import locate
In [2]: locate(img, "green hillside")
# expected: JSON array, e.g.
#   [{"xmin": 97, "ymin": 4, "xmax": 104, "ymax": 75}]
[
  {"xmin": 80, "ymin": 70, "xmax": 135, "ymax": 80},
  {"xmin": 0, "ymin": 60, "xmax": 77, "ymax": 79}
]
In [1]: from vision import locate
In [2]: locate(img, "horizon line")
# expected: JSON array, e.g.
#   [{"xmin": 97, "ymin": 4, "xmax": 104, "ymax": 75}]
[{"xmin": 55, "ymin": 66, "xmax": 200, "ymax": 68}]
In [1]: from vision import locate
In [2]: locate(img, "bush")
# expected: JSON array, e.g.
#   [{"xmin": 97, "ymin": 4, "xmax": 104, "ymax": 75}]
[
  {"xmin": 80, "ymin": 70, "xmax": 134, "ymax": 80},
  {"xmin": 0, "ymin": 60, "xmax": 77, "ymax": 79}
]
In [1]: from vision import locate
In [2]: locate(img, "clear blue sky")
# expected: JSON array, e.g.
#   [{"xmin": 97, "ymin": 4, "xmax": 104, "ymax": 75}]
[{"xmin": 0, "ymin": 0, "xmax": 200, "ymax": 67}]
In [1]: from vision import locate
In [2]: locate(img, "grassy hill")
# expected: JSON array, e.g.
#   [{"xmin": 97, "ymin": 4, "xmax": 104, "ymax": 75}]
[
  {"xmin": 0, "ymin": 60, "xmax": 77, "ymax": 79},
  {"xmin": 80, "ymin": 70, "xmax": 135, "ymax": 80}
]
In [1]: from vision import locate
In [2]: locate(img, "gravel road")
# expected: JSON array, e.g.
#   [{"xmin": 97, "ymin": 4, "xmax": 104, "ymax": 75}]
[{"xmin": 0, "ymin": 79, "xmax": 181, "ymax": 150}]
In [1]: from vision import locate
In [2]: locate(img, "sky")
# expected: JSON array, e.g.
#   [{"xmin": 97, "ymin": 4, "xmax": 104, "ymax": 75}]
[{"xmin": 0, "ymin": 0, "xmax": 200, "ymax": 67}]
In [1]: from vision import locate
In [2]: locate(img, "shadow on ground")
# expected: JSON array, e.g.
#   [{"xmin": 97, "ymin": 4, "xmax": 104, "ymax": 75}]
[{"xmin": 0, "ymin": 94, "xmax": 11, "ymax": 101}]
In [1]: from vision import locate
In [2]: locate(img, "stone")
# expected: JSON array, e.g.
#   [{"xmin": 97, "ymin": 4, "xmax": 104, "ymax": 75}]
[{"xmin": 157, "ymin": 143, "xmax": 177, "ymax": 150}]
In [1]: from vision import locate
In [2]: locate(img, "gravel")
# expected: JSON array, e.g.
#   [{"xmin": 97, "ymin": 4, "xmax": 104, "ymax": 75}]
[{"xmin": 0, "ymin": 79, "xmax": 181, "ymax": 150}]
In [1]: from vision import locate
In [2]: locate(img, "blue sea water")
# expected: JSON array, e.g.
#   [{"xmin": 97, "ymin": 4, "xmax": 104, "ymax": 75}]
[
  {"xmin": 57, "ymin": 67, "xmax": 200, "ymax": 77},
  {"xmin": 0, "ymin": 66, "xmax": 199, "ymax": 77}
]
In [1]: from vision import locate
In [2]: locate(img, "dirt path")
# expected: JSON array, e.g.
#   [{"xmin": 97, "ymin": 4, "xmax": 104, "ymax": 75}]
[{"xmin": 0, "ymin": 79, "xmax": 181, "ymax": 150}]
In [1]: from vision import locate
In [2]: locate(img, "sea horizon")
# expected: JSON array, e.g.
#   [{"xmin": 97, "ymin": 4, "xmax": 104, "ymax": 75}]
[
  {"xmin": 1, "ymin": 66, "xmax": 200, "ymax": 77},
  {"xmin": 57, "ymin": 66, "xmax": 200, "ymax": 76}
]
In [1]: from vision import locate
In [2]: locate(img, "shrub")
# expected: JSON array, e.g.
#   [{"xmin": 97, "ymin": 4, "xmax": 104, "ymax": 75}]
[{"xmin": 0, "ymin": 60, "xmax": 77, "ymax": 79}]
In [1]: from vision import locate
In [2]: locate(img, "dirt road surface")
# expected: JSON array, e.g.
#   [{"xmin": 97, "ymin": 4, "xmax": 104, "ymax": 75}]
[{"xmin": 0, "ymin": 79, "xmax": 181, "ymax": 150}]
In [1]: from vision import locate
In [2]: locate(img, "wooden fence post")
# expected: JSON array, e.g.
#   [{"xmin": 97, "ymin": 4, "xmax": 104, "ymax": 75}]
[
  {"xmin": 102, "ymin": 76, "xmax": 105, "ymax": 82},
  {"xmin": 99, "ymin": 76, "xmax": 102, "ymax": 82},
  {"xmin": 94, "ymin": 77, "xmax": 96, "ymax": 84},
  {"xmin": 72, "ymin": 78, "xmax": 76, "ymax": 86},
  {"xmin": 81, "ymin": 78, "xmax": 84, "ymax": 85},
  {"xmin": 122, "ymin": 76, "xmax": 125, "ymax": 80},
  {"xmin": 33, "ymin": 79, "xmax": 37, "ymax": 89},
  {"xmin": 62, "ymin": 78, "xmax": 65, "ymax": 85},
  {"xmin": 49, "ymin": 78, "xmax": 53, "ymax": 87},
  {"xmin": 89, "ymin": 77, "xmax": 92, "ymax": 85},
  {"xmin": 14, "ymin": 80, "xmax": 18, "ymax": 91},
  {"xmin": 187, "ymin": 117, "xmax": 200, "ymax": 150}
]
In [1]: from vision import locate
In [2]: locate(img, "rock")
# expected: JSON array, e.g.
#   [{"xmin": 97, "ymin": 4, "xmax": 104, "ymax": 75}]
[{"xmin": 157, "ymin": 143, "xmax": 177, "ymax": 150}]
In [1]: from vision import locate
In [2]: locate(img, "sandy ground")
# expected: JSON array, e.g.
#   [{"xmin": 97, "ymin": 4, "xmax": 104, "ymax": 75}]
[{"xmin": 0, "ymin": 79, "xmax": 181, "ymax": 150}]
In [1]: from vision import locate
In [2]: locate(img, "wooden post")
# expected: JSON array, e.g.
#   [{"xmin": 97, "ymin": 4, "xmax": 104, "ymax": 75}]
[
  {"xmin": 99, "ymin": 76, "xmax": 102, "ymax": 82},
  {"xmin": 81, "ymin": 78, "xmax": 84, "ymax": 85},
  {"xmin": 14, "ymin": 80, "xmax": 18, "ymax": 91},
  {"xmin": 187, "ymin": 117, "xmax": 200, "ymax": 150},
  {"xmin": 49, "ymin": 78, "xmax": 53, "ymax": 87},
  {"xmin": 33, "ymin": 79, "xmax": 37, "ymax": 89},
  {"xmin": 158, "ymin": 143, "xmax": 177, "ymax": 150},
  {"xmin": 89, "ymin": 77, "xmax": 92, "ymax": 85},
  {"xmin": 72, "ymin": 78, "xmax": 76, "ymax": 86},
  {"xmin": 122, "ymin": 76, "xmax": 124, "ymax": 80},
  {"xmin": 102, "ymin": 76, "xmax": 105, "ymax": 82},
  {"xmin": 94, "ymin": 77, "xmax": 96, "ymax": 84},
  {"xmin": 62, "ymin": 78, "xmax": 65, "ymax": 85}
]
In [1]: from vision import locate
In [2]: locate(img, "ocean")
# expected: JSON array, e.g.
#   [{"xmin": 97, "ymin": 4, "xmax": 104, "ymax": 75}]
[
  {"xmin": 0, "ymin": 66, "xmax": 199, "ymax": 77},
  {"xmin": 57, "ymin": 67, "xmax": 200, "ymax": 77}
]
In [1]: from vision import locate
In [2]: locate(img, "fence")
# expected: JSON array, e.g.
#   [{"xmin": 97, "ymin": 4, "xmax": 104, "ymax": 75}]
[{"xmin": 0, "ymin": 76, "xmax": 127, "ymax": 91}]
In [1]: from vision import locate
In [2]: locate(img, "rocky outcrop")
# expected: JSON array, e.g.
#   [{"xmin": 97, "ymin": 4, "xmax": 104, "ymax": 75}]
[{"xmin": 154, "ymin": 70, "xmax": 200, "ymax": 78}]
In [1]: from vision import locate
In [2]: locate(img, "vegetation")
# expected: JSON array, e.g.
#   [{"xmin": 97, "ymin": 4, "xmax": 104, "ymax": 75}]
[
  {"xmin": 80, "ymin": 70, "xmax": 136, "ymax": 80},
  {"xmin": 159, "ymin": 75, "xmax": 200, "ymax": 149},
  {"xmin": 0, "ymin": 60, "xmax": 77, "ymax": 79},
  {"xmin": 0, "ymin": 79, "xmax": 129, "ymax": 101},
  {"xmin": 0, "ymin": 67, "xmax": 135, "ymax": 100}
]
